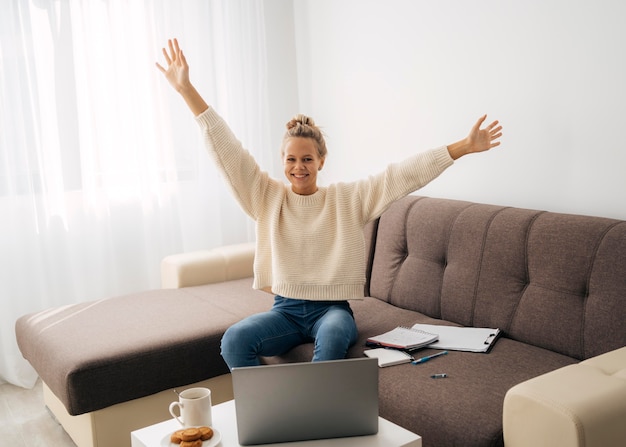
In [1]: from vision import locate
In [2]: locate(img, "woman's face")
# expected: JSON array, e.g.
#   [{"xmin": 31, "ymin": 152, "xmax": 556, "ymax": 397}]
[{"xmin": 282, "ymin": 137, "xmax": 325, "ymax": 195}]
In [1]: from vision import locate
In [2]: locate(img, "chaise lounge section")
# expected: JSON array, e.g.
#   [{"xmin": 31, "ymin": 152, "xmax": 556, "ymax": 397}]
[{"xmin": 16, "ymin": 195, "xmax": 626, "ymax": 447}]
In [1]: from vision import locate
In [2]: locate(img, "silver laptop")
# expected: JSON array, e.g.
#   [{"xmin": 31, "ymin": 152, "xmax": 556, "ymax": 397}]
[{"xmin": 231, "ymin": 357, "xmax": 379, "ymax": 445}]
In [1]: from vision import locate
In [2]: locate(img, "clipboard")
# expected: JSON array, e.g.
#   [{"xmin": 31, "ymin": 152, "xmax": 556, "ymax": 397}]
[{"xmin": 411, "ymin": 323, "xmax": 501, "ymax": 353}]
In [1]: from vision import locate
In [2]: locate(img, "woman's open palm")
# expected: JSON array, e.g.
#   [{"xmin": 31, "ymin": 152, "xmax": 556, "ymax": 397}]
[{"xmin": 155, "ymin": 38, "xmax": 190, "ymax": 92}]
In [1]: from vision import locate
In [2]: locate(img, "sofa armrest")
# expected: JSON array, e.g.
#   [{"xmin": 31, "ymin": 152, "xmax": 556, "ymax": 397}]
[
  {"xmin": 161, "ymin": 242, "xmax": 255, "ymax": 289},
  {"xmin": 503, "ymin": 346, "xmax": 626, "ymax": 447}
]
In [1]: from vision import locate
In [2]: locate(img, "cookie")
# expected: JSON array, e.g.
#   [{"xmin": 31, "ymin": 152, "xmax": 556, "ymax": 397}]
[
  {"xmin": 198, "ymin": 426, "xmax": 214, "ymax": 441},
  {"xmin": 180, "ymin": 440, "xmax": 202, "ymax": 447},
  {"xmin": 170, "ymin": 429, "xmax": 185, "ymax": 444},
  {"xmin": 180, "ymin": 428, "xmax": 202, "ymax": 442}
]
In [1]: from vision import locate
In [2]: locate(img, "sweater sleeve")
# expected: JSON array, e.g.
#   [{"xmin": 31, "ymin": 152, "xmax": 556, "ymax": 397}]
[
  {"xmin": 195, "ymin": 107, "xmax": 275, "ymax": 220},
  {"xmin": 357, "ymin": 146, "xmax": 454, "ymax": 222}
]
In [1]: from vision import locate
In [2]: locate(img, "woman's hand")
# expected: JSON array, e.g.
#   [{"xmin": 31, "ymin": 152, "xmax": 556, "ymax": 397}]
[
  {"xmin": 156, "ymin": 38, "xmax": 208, "ymax": 116},
  {"xmin": 447, "ymin": 115, "xmax": 503, "ymax": 160},
  {"xmin": 156, "ymin": 38, "xmax": 190, "ymax": 92}
]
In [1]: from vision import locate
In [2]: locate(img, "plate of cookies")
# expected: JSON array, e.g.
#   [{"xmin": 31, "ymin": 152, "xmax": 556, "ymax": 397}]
[{"xmin": 161, "ymin": 426, "xmax": 221, "ymax": 447}]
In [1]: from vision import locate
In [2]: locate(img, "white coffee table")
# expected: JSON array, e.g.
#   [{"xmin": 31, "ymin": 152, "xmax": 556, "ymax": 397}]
[{"xmin": 131, "ymin": 399, "xmax": 421, "ymax": 447}]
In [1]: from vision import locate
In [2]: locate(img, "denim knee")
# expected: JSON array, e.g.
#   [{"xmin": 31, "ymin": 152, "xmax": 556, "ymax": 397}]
[
  {"xmin": 312, "ymin": 308, "xmax": 358, "ymax": 361},
  {"xmin": 220, "ymin": 323, "xmax": 260, "ymax": 369}
]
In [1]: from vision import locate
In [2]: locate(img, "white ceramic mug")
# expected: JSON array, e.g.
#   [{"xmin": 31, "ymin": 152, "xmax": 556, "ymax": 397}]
[{"xmin": 169, "ymin": 387, "xmax": 212, "ymax": 428}]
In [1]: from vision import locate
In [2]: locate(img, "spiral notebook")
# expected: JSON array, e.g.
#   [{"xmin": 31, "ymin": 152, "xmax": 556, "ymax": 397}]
[{"xmin": 366, "ymin": 326, "xmax": 438, "ymax": 350}]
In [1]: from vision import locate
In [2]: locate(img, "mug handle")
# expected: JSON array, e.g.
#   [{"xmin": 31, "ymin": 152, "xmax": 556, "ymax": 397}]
[{"xmin": 169, "ymin": 401, "xmax": 185, "ymax": 426}]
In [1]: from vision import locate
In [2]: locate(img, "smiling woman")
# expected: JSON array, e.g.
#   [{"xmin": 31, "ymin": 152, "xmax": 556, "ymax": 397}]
[
  {"xmin": 0, "ymin": 0, "xmax": 270, "ymax": 387},
  {"xmin": 280, "ymin": 114, "xmax": 327, "ymax": 195}
]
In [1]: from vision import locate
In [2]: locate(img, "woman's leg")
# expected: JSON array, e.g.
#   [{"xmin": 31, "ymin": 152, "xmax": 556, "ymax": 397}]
[
  {"xmin": 220, "ymin": 299, "xmax": 307, "ymax": 369},
  {"xmin": 222, "ymin": 298, "xmax": 359, "ymax": 368},
  {"xmin": 310, "ymin": 303, "xmax": 358, "ymax": 362}
]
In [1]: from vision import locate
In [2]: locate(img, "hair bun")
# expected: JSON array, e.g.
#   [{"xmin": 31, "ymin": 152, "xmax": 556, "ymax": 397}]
[
  {"xmin": 282, "ymin": 113, "xmax": 327, "ymax": 158},
  {"xmin": 286, "ymin": 114, "xmax": 315, "ymax": 130}
]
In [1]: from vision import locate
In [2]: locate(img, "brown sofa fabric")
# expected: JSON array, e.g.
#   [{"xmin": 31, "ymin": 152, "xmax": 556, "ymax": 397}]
[{"xmin": 369, "ymin": 196, "xmax": 626, "ymax": 361}]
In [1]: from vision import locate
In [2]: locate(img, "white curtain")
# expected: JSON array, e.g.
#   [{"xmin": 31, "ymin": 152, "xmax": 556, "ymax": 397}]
[{"xmin": 0, "ymin": 0, "xmax": 270, "ymax": 387}]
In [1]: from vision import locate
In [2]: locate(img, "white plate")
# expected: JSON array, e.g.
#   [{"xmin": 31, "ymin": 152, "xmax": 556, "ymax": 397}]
[{"xmin": 160, "ymin": 427, "xmax": 221, "ymax": 447}]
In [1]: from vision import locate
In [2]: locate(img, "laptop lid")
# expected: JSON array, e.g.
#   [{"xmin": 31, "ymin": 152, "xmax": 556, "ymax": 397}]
[{"xmin": 231, "ymin": 357, "xmax": 379, "ymax": 445}]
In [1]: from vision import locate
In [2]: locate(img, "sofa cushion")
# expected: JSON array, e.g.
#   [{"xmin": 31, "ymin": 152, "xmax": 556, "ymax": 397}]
[
  {"xmin": 377, "ymin": 336, "xmax": 575, "ymax": 447},
  {"xmin": 15, "ymin": 278, "xmax": 273, "ymax": 415}
]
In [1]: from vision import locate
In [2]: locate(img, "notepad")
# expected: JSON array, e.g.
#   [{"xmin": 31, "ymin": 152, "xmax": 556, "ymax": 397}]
[
  {"xmin": 364, "ymin": 348, "xmax": 414, "ymax": 367},
  {"xmin": 366, "ymin": 326, "xmax": 438, "ymax": 350},
  {"xmin": 411, "ymin": 323, "xmax": 501, "ymax": 353}
]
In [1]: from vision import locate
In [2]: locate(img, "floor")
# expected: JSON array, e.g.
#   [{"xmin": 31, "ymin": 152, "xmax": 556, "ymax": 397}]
[{"xmin": 0, "ymin": 378, "xmax": 77, "ymax": 447}]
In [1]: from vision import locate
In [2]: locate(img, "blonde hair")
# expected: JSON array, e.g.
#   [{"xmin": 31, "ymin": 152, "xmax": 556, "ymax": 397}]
[{"xmin": 282, "ymin": 114, "xmax": 327, "ymax": 158}]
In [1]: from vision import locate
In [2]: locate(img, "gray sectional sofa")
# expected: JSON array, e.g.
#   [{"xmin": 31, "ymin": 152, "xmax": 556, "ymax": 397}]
[{"xmin": 16, "ymin": 195, "xmax": 626, "ymax": 447}]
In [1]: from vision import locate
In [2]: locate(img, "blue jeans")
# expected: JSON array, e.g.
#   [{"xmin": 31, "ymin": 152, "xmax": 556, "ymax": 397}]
[{"xmin": 220, "ymin": 296, "xmax": 358, "ymax": 369}]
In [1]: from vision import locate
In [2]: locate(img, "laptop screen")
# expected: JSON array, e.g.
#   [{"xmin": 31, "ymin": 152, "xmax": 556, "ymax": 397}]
[{"xmin": 231, "ymin": 357, "xmax": 379, "ymax": 445}]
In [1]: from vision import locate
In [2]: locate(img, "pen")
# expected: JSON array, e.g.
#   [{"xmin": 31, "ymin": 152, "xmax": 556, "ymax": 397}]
[
  {"xmin": 431, "ymin": 373, "xmax": 447, "ymax": 379},
  {"xmin": 411, "ymin": 350, "xmax": 448, "ymax": 364}
]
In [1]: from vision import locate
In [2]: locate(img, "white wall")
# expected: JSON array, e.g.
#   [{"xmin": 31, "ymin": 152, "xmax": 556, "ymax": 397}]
[
  {"xmin": 263, "ymin": 0, "xmax": 300, "ymax": 177},
  {"xmin": 290, "ymin": 0, "xmax": 626, "ymax": 219}
]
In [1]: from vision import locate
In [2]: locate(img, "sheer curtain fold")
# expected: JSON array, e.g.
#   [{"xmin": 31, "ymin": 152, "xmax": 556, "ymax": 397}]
[{"xmin": 0, "ymin": 0, "xmax": 268, "ymax": 387}]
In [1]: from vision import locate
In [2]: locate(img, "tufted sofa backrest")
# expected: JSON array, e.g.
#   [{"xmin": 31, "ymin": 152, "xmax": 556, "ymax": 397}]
[{"xmin": 367, "ymin": 196, "xmax": 626, "ymax": 360}]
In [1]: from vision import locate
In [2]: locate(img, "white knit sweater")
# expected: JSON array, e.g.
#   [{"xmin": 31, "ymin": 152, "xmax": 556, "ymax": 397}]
[{"xmin": 196, "ymin": 107, "xmax": 454, "ymax": 300}]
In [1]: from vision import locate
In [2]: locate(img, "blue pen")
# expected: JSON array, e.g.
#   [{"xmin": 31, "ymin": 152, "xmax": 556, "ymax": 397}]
[{"xmin": 411, "ymin": 350, "xmax": 448, "ymax": 365}]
